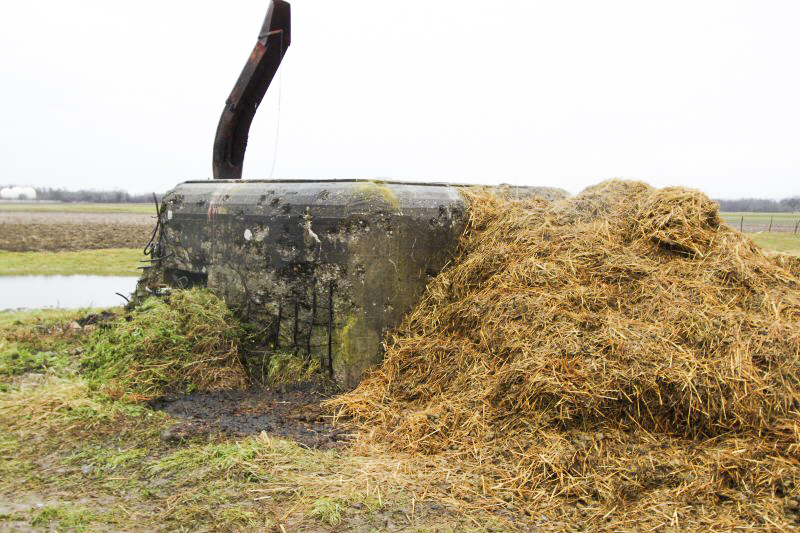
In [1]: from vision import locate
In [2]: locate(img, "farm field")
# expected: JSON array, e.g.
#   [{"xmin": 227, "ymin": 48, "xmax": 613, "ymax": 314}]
[
  {"xmin": 0, "ymin": 211, "xmax": 154, "ymax": 252},
  {"xmin": 0, "ymin": 202, "xmax": 155, "ymax": 214},
  {"xmin": 721, "ymin": 211, "xmax": 800, "ymax": 233},
  {"xmin": 0, "ymin": 249, "xmax": 144, "ymax": 276},
  {"xmin": 750, "ymin": 232, "xmax": 800, "ymax": 255}
]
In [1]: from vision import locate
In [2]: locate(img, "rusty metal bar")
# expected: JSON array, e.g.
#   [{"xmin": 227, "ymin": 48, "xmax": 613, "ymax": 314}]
[
  {"xmin": 213, "ymin": 0, "xmax": 291, "ymax": 179},
  {"xmin": 292, "ymin": 299, "xmax": 300, "ymax": 353},
  {"xmin": 274, "ymin": 300, "xmax": 283, "ymax": 348},
  {"xmin": 327, "ymin": 281, "xmax": 335, "ymax": 376},
  {"xmin": 307, "ymin": 285, "xmax": 317, "ymax": 358}
]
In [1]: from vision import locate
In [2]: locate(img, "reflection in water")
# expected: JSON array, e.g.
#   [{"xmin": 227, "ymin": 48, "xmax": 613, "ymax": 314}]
[{"xmin": 0, "ymin": 276, "xmax": 138, "ymax": 310}]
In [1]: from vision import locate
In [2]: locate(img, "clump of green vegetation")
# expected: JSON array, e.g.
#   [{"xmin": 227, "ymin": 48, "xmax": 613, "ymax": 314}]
[
  {"xmin": 309, "ymin": 496, "xmax": 345, "ymax": 525},
  {"xmin": 31, "ymin": 504, "xmax": 94, "ymax": 532},
  {"xmin": 217, "ymin": 509, "xmax": 260, "ymax": 528},
  {"xmin": 0, "ymin": 309, "xmax": 89, "ymax": 377},
  {"xmin": 83, "ymin": 289, "xmax": 248, "ymax": 399},
  {"xmin": 267, "ymin": 352, "xmax": 321, "ymax": 387},
  {"xmin": 149, "ymin": 435, "xmax": 273, "ymax": 482},
  {"xmin": 0, "ymin": 347, "xmax": 70, "ymax": 376}
]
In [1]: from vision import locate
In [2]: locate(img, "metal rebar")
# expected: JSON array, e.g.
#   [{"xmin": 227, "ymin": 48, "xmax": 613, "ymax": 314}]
[
  {"xmin": 327, "ymin": 281, "xmax": 335, "ymax": 377},
  {"xmin": 274, "ymin": 300, "xmax": 282, "ymax": 349},
  {"xmin": 307, "ymin": 285, "xmax": 316, "ymax": 358}
]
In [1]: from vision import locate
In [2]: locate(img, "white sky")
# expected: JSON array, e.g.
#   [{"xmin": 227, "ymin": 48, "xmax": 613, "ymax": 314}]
[{"xmin": 0, "ymin": 0, "xmax": 798, "ymax": 198}]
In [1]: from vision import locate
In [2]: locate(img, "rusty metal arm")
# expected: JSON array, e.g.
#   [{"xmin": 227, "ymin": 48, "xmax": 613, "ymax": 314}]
[{"xmin": 212, "ymin": 0, "xmax": 291, "ymax": 179}]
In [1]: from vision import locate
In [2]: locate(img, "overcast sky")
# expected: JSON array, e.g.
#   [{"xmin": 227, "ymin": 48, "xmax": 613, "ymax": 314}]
[{"xmin": 0, "ymin": 1, "xmax": 798, "ymax": 198}]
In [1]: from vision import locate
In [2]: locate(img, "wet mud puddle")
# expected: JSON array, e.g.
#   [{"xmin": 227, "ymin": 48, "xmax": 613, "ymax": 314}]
[{"xmin": 149, "ymin": 387, "xmax": 353, "ymax": 449}]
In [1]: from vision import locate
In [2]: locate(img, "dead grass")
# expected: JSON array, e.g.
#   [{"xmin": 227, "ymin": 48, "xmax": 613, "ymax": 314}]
[
  {"xmin": 329, "ymin": 180, "xmax": 800, "ymax": 530},
  {"xmin": 0, "ymin": 376, "xmax": 102, "ymax": 421}
]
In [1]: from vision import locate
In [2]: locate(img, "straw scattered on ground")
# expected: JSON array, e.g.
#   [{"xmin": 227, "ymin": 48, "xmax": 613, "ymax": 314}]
[{"xmin": 329, "ymin": 180, "xmax": 800, "ymax": 531}]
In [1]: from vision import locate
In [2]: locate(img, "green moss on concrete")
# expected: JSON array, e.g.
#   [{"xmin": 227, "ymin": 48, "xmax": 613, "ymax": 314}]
[
  {"xmin": 335, "ymin": 313, "xmax": 386, "ymax": 388},
  {"xmin": 355, "ymin": 181, "xmax": 400, "ymax": 210},
  {"xmin": 336, "ymin": 314, "xmax": 360, "ymax": 386},
  {"xmin": 267, "ymin": 352, "xmax": 321, "ymax": 386}
]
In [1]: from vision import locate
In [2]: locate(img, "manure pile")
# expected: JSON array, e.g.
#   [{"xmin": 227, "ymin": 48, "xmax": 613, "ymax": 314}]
[{"xmin": 330, "ymin": 181, "xmax": 800, "ymax": 530}]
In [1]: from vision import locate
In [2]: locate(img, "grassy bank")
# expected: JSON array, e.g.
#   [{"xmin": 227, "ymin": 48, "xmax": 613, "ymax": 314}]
[
  {"xmin": 0, "ymin": 202, "xmax": 154, "ymax": 214},
  {"xmin": 0, "ymin": 292, "xmax": 482, "ymax": 532},
  {"xmin": 0, "ymin": 249, "xmax": 144, "ymax": 276},
  {"xmin": 750, "ymin": 232, "xmax": 800, "ymax": 255}
]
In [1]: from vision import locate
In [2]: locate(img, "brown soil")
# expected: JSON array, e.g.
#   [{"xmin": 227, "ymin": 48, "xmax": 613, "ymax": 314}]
[{"xmin": 0, "ymin": 211, "xmax": 154, "ymax": 251}]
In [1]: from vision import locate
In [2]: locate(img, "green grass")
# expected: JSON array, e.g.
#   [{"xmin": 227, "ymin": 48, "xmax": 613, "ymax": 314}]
[
  {"xmin": 309, "ymin": 497, "xmax": 345, "ymax": 525},
  {"xmin": 750, "ymin": 232, "xmax": 800, "ymax": 255},
  {"xmin": 31, "ymin": 504, "xmax": 95, "ymax": 532},
  {"xmin": 0, "ymin": 249, "xmax": 144, "ymax": 276},
  {"xmin": 0, "ymin": 293, "xmax": 488, "ymax": 532},
  {"xmin": 83, "ymin": 290, "xmax": 247, "ymax": 398},
  {"xmin": 0, "ymin": 202, "xmax": 154, "ymax": 214},
  {"xmin": 0, "ymin": 308, "xmax": 98, "ymax": 377}
]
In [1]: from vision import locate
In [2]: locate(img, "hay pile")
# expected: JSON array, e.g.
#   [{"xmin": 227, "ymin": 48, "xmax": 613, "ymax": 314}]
[{"xmin": 330, "ymin": 181, "xmax": 800, "ymax": 530}]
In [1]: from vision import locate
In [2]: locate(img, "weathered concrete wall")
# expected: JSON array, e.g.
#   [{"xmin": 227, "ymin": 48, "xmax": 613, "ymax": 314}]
[{"xmin": 148, "ymin": 179, "xmax": 566, "ymax": 388}]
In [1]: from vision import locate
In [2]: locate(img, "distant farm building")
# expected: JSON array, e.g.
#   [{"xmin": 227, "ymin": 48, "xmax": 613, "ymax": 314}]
[{"xmin": 0, "ymin": 186, "xmax": 37, "ymax": 200}]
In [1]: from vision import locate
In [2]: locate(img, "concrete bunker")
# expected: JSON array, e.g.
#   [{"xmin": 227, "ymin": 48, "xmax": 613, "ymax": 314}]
[{"xmin": 142, "ymin": 179, "xmax": 566, "ymax": 387}]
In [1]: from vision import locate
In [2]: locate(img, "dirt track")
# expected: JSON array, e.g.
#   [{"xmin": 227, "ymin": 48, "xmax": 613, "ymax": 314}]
[{"xmin": 0, "ymin": 211, "xmax": 154, "ymax": 251}]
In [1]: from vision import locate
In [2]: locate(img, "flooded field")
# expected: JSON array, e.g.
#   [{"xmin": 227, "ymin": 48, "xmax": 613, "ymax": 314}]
[
  {"xmin": 0, "ymin": 211, "xmax": 154, "ymax": 251},
  {"xmin": 0, "ymin": 275, "xmax": 137, "ymax": 310}
]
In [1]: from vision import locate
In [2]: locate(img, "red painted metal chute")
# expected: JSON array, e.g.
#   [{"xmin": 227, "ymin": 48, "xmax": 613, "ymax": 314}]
[{"xmin": 212, "ymin": 0, "xmax": 291, "ymax": 179}]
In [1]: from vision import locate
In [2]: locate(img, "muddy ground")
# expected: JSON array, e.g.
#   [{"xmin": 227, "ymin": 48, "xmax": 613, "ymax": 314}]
[
  {"xmin": 0, "ymin": 211, "xmax": 154, "ymax": 251},
  {"xmin": 150, "ymin": 387, "xmax": 353, "ymax": 449}
]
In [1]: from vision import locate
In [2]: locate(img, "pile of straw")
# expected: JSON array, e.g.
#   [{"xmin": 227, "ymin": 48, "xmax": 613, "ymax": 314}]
[{"xmin": 330, "ymin": 181, "xmax": 800, "ymax": 530}]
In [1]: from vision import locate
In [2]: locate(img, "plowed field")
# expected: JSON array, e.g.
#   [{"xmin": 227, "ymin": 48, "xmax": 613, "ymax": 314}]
[{"xmin": 0, "ymin": 211, "xmax": 154, "ymax": 251}]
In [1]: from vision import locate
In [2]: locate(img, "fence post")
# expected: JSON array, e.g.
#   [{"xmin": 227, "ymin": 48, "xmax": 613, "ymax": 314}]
[
  {"xmin": 795, "ymin": 219, "xmax": 800, "ymax": 234},
  {"xmin": 769, "ymin": 216, "xmax": 774, "ymax": 233},
  {"xmin": 740, "ymin": 216, "xmax": 744, "ymax": 232}
]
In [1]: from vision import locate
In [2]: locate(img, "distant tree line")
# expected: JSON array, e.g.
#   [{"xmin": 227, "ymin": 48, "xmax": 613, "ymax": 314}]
[
  {"xmin": 715, "ymin": 197, "xmax": 800, "ymax": 212},
  {"xmin": 31, "ymin": 187, "xmax": 159, "ymax": 203},
  {"xmin": 3, "ymin": 184, "xmax": 798, "ymax": 211}
]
